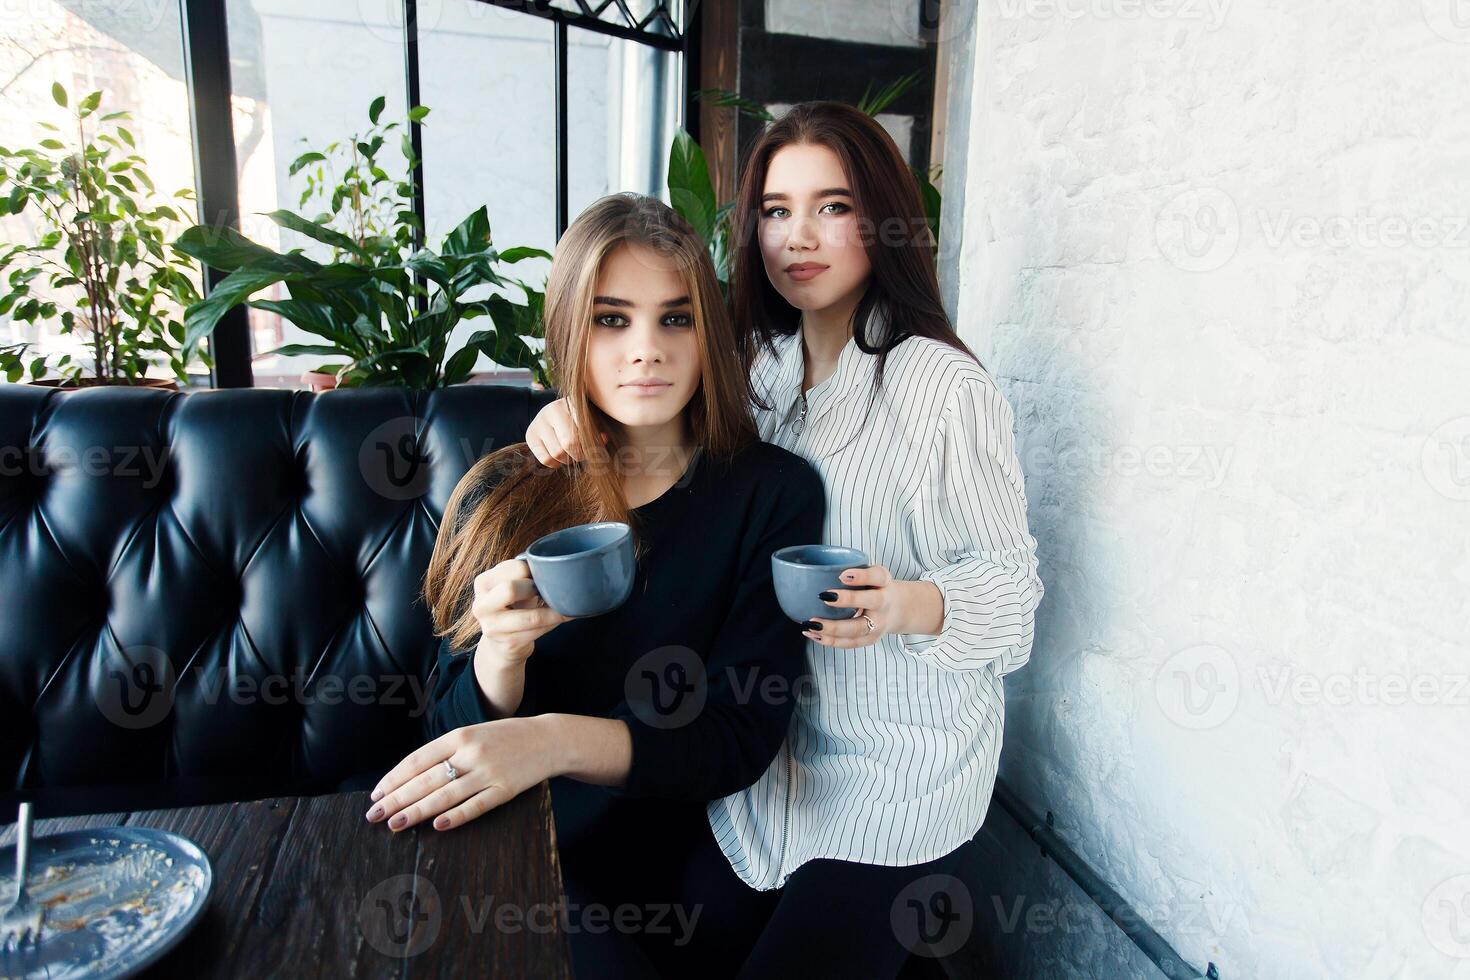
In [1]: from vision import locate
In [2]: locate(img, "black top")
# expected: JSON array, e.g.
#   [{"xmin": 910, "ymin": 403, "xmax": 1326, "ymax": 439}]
[{"xmin": 424, "ymin": 440, "xmax": 825, "ymax": 837}]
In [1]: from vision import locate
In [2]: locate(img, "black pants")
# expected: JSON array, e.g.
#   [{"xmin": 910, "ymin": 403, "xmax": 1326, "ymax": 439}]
[{"xmin": 555, "ymin": 781, "xmax": 972, "ymax": 979}]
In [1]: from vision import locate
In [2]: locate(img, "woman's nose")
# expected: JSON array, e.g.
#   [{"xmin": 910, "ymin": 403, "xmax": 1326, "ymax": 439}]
[
  {"xmin": 787, "ymin": 214, "xmax": 819, "ymax": 250},
  {"xmin": 627, "ymin": 326, "xmax": 665, "ymax": 363}
]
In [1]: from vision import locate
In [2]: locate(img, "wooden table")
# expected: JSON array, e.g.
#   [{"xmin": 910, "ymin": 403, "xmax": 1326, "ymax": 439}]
[{"xmin": 0, "ymin": 786, "xmax": 574, "ymax": 978}]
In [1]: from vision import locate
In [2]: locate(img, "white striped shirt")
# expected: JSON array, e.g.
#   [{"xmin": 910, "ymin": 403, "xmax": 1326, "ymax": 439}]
[{"xmin": 706, "ymin": 312, "xmax": 1045, "ymax": 889}]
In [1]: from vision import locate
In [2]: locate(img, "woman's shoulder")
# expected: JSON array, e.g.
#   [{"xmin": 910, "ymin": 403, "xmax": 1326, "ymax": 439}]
[
  {"xmin": 876, "ymin": 337, "xmax": 993, "ymax": 399},
  {"xmin": 710, "ymin": 440, "xmax": 825, "ymax": 504},
  {"xmin": 734, "ymin": 439, "xmax": 821, "ymax": 482},
  {"xmin": 882, "ymin": 336, "xmax": 998, "ymax": 414}
]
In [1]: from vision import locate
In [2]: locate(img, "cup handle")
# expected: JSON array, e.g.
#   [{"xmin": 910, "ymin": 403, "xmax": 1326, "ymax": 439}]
[{"xmin": 513, "ymin": 552, "xmax": 554, "ymax": 608}]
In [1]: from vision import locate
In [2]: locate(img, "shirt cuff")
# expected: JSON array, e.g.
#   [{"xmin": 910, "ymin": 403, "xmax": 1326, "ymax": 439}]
[
  {"xmin": 896, "ymin": 560, "xmax": 1037, "ymax": 675},
  {"xmin": 897, "ymin": 568, "xmax": 949, "ymax": 658},
  {"xmin": 601, "ymin": 706, "xmax": 663, "ymax": 798},
  {"xmin": 445, "ymin": 652, "xmax": 496, "ymax": 727}
]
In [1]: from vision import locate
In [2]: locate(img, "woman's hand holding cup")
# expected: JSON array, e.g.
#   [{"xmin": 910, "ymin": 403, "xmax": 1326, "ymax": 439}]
[{"xmin": 473, "ymin": 559, "xmax": 573, "ymax": 665}]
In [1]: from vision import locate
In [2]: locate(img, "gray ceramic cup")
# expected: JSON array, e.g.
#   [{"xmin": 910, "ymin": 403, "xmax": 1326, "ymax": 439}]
[
  {"xmin": 516, "ymin": 521, "xmax": 635, "ymax": 618},
  {"xmin": 771, "ymin": 544, "xmax": 872, "ymax": 624}
]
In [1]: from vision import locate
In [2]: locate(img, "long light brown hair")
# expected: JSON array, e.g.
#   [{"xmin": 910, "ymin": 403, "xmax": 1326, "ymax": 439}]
[
  {"xmin": 730, "ymin": 100, "xmax": 977, "ymax": 408},
  {"xmin": 424, "ymin": 193, "xmax": 758, "ymax": 651}
]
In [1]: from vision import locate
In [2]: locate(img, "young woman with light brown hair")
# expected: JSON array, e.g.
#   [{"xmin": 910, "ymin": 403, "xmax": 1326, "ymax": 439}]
[{"xmin": 364, "ymin": 192, "xmax": 825, "ymax": 976}]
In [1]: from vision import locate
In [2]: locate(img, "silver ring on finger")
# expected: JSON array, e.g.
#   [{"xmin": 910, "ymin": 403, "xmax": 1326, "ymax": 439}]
[
  {"xmin": 861, "ymin": 613, "xmax": 877, "ymax": 633},
  {"xmin": 444, "ymin": 760, "xmax": 460, "ymax": 782}
]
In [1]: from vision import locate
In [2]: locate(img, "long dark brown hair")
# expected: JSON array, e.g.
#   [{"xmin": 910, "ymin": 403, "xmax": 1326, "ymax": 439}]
[
  {"xmin": 424, "ymin": 193, "xmax": 758, "ymax": 651},
  {"xmin": 730, "ymin": 100, "xmax": 976, "ymax": 409}
]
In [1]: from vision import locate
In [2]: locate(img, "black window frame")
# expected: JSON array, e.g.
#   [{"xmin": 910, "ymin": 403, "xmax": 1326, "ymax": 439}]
[{"xmin": 178, "ymin": 0, "xmax": 695, "ymax": 389}]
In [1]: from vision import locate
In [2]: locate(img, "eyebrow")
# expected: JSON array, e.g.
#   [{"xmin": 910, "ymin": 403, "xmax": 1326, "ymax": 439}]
[
  {"xmin": 592, "ymin": 295, "xmax": 692, "ymax": 309},
  {"xmin": 760, "ymin": 188, "xmax": 853, "ymax": 203}
]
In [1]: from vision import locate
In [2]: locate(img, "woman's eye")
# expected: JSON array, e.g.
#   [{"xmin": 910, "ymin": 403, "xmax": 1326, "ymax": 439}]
[
  {"xmin": 762, "ymin": 204, "xmax": 847, "ymax": 218},
  {"xmin": 663, "ymin": 313, "xmax": 693, "ymax": 328},
  {"xmin": 594, "ymin": 313, "xmax": 626, "ymax": 328}
]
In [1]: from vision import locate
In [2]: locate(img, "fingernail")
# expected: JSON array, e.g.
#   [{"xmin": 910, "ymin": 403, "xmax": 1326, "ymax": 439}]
[
  {"xmin": 819, "ymin": 591, "xmax": 837, "ymax": 602},
  {"xmin": 366, "ymin": 805, "xmax": 384, "ymax": 822},
  {"xmin": 434, "ymin": 816, "xmax": 449, "ymax": 830},
  {"xmin": 801, "ymin": 620, "xmax": 822, "ymax": 632},
  {"xmin": 389, "ymin": 813, "xmax": 407, "ymax": 830},
  {"xmin": 370, "ymin": 787, "xmax": 383, "ymax": 802}
]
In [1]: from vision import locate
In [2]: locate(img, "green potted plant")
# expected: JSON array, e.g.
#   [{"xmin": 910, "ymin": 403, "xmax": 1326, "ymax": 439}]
[
  {"xmin": 175, "ymin": 96, "xmax": 551, "ymax": 390},
  {"xmin": 0, "ymin": 83, "xmax": 208, "ymax": 388}
]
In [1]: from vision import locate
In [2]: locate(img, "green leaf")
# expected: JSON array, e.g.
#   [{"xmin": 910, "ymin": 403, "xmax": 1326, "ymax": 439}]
[
  {"xmin": 368, "ymin": 95, "xmax": 386, "ymax": 125},
  {"xmin": 250, "ymin": 297, "xmax": 358, "ymax": 349},
  {"xmin": 51, "ymin": 83, "xmax": 66, "ymax": 108},
  {"xmin": 39, "ymin": 138, "xmax": 65, "ymax": 150},
  {"xmin": 181, "ymin": 266, "xmax": 294, "ymax": 356},
  {"xmin": 917, "ymin": 168, "xmax": 942, "ymax": 248},
  {"xmin": 441, "ymin": 205, "xmax": 490, "ymax": 257},
  {"xmin": 403, "ymin": 252, "xmax": 452, "ymax": 291},
  {"xmin": 496, "ymin": 246, "xmax": 552, "ymax": 264},
  {"xmin": 667, "ymin": 129, "xmax": 718, "ymax": 244},
  {"xmin": 288, "ymin": 151, "xmax": 326, "ymax": 176},
  {"xmin": 692, "ymin": 88, "xmax": 772, "ymax": 122},
  {"xmin": 408, "ymin": 105, "xmax": 430, "ymax": 123},
  {"xmin": 118, "ymin": 127, "xmax": 135, "ymax": 148},
  {"xmin": 265, "ymin": 208, "xmax": 369, "ymax": 257},
  {"xmin": 442, "ymin": 343, "xmax": 479, "ymax": 386},
  {"xmin": 857, "ymin": 72, "xmax": 920, "ymax": 116},
  {"xmin": 175, "ymin": 223, "xmax": 300, "ymax": 272},
  {"xmin": 262, "ymin": 343, "xmax": 349, "ymax": 358},
  {"xmin": 78, "ymin": 90, "xmax": 102, "ymax": 116}
]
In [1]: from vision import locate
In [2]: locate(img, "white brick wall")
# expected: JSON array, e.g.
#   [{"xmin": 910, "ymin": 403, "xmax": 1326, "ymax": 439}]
[{"xmin": 948, "ymin": 1, "xmax": 1470, "ymax": 977}]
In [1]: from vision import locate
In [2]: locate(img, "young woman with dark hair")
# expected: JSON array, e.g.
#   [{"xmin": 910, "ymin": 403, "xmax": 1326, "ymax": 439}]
[
  {"xmin": 364, "ymin": 192, "xmax": 825, "ymax": 977},
  {"xmin": 525, "ymin": 101, "xmax": 1045, "ymax": 976}
]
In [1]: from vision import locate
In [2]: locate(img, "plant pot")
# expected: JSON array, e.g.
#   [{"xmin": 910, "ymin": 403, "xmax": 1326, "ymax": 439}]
[
  {"xmin": 27, "ymin": 377, "xmax": 179, "ymax": 391},
  {"xmin": 301, "ymin": 370, "xmax": 340, "ymax": 392}
]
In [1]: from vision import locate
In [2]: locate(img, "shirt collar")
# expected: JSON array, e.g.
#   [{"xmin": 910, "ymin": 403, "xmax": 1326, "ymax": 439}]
[{"xmin": 763, "ymin": 307, "xmax": 886, "ymax": 427}]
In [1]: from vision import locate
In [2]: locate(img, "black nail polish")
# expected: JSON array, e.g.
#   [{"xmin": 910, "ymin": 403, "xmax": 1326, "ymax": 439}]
[
  {"xmin": 802, "ymin": 621, "xmax": 822, "ymax": 631},
  {"xmin": 819, "ymin": 591, "xmax": 837, "ymax": 602}
]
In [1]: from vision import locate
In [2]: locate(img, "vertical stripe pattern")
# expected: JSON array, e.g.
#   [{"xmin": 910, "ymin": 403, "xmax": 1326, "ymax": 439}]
[{"xmin": 706, "ymin": 315, "xmax": 1045, "ymax": 890}]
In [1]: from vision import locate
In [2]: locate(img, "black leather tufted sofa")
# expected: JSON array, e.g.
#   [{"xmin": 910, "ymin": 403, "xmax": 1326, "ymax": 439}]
[{"xmin": 0, "ymin": 383, "xmax": 554, "ymax": 817}]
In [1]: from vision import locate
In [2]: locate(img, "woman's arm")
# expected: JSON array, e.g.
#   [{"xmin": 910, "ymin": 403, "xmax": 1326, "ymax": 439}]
[
  {"xmin": 367, "ymin": 712, "xmax": 633, "ymax": 832},
  {"xmin": 424, "ymin": 560, "xmax": 572, "ymax": 737},
  {"xmin": 897, "ymin": 372, "xmax": 1045, "ymax": 675},
  {"xmin": 538, "ymin": 713, "xmax": 633, "ymax": 785}
]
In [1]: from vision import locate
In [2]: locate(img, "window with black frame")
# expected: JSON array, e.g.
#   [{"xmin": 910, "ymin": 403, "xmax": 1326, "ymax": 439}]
[
  {"xmin": 0, "ymin": 3, "xmax": 201, "ymax": 387},
  {"xmin": 217, "ymin": 0, "xmax": 687, "ymax": 389}
]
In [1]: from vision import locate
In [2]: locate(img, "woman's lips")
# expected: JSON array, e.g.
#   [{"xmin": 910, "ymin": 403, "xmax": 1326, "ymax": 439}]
[
  {"xmin": 785, "ymin": 264, "xmax": 828, "ymax": 282},
  {"xmin": 621, "ymin": 382, "xmax": 672, "ymax": 396}
]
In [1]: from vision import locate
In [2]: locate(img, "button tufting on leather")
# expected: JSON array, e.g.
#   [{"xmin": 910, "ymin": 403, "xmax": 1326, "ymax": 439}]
[{"xmin": 0, "ymin": 384, "xmax": 559, "ymax": 799}]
